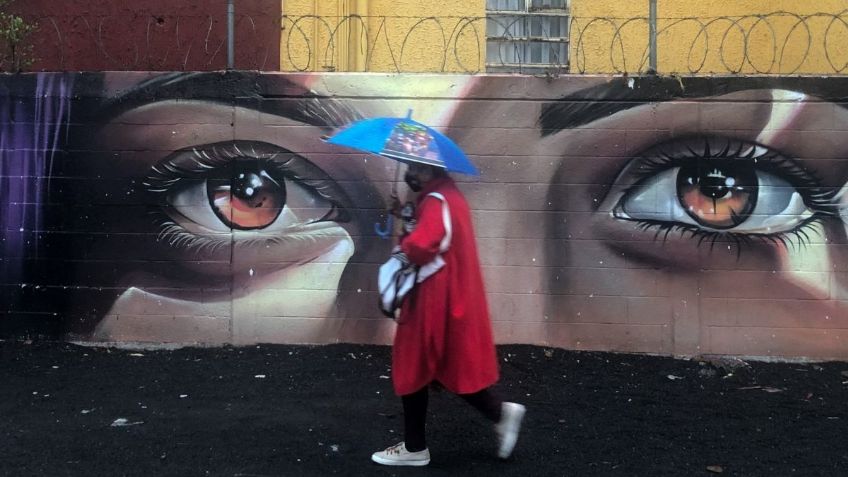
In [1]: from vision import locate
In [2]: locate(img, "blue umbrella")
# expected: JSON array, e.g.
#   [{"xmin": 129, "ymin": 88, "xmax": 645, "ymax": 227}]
[
  {"xmin": 325, "ymin": 111, "xmax": 478, "ymax": 239},
  {"xmin": 325, "ymin": 110, "xmax": 479, "ymax": 176}
]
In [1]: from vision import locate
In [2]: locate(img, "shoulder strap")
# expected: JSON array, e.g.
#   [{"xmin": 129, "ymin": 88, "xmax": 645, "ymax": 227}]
[{"xmin": 426, "ymin": 192, "xmax": 451, "ymax": 253}]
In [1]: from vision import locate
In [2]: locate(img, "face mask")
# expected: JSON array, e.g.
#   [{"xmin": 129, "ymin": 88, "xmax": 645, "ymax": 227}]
[{"xmin": 404, "ymin": 172, "xmax": 423, "ymax": 192}]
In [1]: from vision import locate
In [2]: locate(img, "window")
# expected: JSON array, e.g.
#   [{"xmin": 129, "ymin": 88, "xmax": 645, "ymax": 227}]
[{"xmin": 485, "ymin": 0, "xmax": 569, "ymax": 73}]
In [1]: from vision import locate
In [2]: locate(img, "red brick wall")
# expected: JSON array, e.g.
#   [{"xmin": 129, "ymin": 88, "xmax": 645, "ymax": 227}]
[{"xmin": 9, "ymin": 0, "xmax": 281, "ymax": 71}]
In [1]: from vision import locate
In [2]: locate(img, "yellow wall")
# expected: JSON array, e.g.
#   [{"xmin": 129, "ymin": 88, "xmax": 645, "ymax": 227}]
[
  {"xmin": 569, "ymin": 0, "xmax": 648, "ymax": 74},
  {"xmin": 572, "ymin": 0, "xmax": 848, "ymax": 74},
  {"xmin": 281, "ymin": 0, "xmax": 485, "ymax": 73},
  {"xmin": 283, "ymin": 0, "xmax": 848, "ymax": 74}
]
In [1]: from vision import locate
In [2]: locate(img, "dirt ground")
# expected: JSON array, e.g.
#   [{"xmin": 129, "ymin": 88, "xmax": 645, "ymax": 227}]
[{"xmin": 1, "ymin": 340, "xmax": 847, "ymax": 477}]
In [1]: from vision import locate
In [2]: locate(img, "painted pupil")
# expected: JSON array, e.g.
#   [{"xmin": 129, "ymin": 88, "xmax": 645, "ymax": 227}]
[
  {"xmin": 676, "ymin": 160, "xmax": 757, "ymax": 229},
  {"xmin": 207, "ymin": 166, "xmax": 286, "ymax": 230}
]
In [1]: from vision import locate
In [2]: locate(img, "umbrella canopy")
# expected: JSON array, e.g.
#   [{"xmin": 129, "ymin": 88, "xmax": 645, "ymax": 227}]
[{"xmin": 325, "ymin": 112, "xmax": 479, "ymax": 176}]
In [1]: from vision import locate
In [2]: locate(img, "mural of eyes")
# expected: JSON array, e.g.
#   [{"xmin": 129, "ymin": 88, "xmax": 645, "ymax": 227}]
[
  {"xmin": 144, "ymin": 140, "xmax": 352, "ymax": 255},
  {"xmin": 612, "ymin": 137, "xmax": 836, "ymax": 247}
]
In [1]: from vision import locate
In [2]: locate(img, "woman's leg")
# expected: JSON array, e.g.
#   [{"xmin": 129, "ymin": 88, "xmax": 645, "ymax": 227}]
[
  {"xmin": 458, "ymin": 387, "xmax": 503, "ymax": 423},
  {"xmin": 401, "ymin": 386, "xmax": 429, "ymax": 451},
  {"xmin": 461, "ymin": 387, "xmax": 525, "ymax": 458}
]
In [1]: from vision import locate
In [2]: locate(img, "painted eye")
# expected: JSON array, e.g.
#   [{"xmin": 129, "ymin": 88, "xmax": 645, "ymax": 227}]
[
  {"xmin": 613, "ymin": 139, "xmax": 828, "ymax": 236},
  {"xmin": 167, "ymin": 161, "xmax": 340, "ymax": 233},
  {"xmin": 145, "ymin": 142, "xmax": 351, "ymax": 236}
]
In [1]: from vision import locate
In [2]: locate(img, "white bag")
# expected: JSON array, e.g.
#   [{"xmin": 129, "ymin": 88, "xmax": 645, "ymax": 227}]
[{"xmin": 378, "ymin": 193, "xmax": 452, "ymax": 319}]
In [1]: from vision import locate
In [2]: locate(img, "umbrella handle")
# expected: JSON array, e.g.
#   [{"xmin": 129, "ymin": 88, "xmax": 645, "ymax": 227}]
[{"xmin": 374, "ymin": 214, "xmax": 394, "ymax": 240}]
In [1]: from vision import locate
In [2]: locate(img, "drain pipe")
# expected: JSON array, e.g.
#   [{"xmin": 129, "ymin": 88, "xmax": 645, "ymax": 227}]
[
  {"xmin": 648, "ymin": 0, "xmax": 658, "ymax": 74},
  {"xmin": 227, "ymin": 0, "xmax": 235, "ymax": 69}
]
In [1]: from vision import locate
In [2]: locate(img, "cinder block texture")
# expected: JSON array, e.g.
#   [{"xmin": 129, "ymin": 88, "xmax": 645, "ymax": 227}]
[{"xmin": 3, "ymin": 72, "xmax": 848, "ymax": 360}]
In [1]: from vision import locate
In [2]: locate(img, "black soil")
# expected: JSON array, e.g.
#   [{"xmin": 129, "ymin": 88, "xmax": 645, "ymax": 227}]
[{"xmin": 1, "ymin": 341, "xmax": 847, "ymax": 476}]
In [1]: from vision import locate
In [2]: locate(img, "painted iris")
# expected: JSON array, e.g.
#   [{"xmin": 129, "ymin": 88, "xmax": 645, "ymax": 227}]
[{"xmin": 675, "ymin": 160, "xmax": 758, "ymax": 230}]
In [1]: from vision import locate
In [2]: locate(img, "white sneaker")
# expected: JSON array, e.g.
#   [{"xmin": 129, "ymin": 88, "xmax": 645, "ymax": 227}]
[
  {"xmin": 495, "ymin": 402, "xmax": 526, "ymax": 459},
  {"xmin": 371, "ymin": 442, "xmax": 431, "ymax": 466}
]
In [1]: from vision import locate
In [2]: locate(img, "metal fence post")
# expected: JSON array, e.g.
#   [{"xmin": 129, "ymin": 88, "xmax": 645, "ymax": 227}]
[
  {"xmin": 648, "ymin": 0, "xmax": 658, "ymax": 73},
  {"xmin": 227, "ymin": 0, "xmax": 235, "ymax": 69}
]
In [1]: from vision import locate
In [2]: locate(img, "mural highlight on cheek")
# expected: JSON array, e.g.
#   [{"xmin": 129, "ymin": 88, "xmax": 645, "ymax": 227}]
[{"xmin": 2, "ymin": 72, "xmax": 848, "ymax": 360}]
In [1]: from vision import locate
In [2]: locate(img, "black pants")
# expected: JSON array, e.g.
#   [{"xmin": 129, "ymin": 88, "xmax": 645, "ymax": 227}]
[{"xmin": 402, "ymin": 385, "xmax": 503, "ymax": 452}]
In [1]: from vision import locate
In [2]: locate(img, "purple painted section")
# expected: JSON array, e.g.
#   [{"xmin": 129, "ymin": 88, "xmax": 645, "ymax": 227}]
[{"xmin": 0, "ymin": 74, "xmax": 72, "ymax": 282}]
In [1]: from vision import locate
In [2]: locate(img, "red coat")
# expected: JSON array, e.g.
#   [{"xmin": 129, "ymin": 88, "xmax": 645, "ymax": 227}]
[{"xmin": 392, "ymin": 176, "xmax": 499, "ymax": 396}]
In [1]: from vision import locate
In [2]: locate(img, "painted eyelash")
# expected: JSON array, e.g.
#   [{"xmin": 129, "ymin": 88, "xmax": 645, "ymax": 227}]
[
  {"xmin": 633, "ymin": 136, "xmax": 838, "ymax": 213},
  {"xmin": 153, "ymin": 217, "xmax": 230, "ymax": 256},
  {"xmin": 629, "ymin": 216, "xmax": 825, "ymax": 257},
  {"xmin": 152, "ymin": 214, "xmax": 349, "ymax": 255},
  {"xmin": 144, "ymin": 142, "xmax": 281, "ymax": 191}
]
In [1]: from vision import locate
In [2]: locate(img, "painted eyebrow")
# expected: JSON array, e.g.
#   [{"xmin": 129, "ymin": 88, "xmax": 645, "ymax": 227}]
[
  {"xmin": 94, "ymin": 72, "xmax": 360, "ymax": 128},
  {"xmin": 539, "ymin": 76, "xmax": 848, "ymax": 136}
]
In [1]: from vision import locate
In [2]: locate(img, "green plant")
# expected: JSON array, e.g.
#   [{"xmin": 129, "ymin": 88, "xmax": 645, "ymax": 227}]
[{"xmin": 0, "ymin": 0, "xmax": 36, "ymax": 72}]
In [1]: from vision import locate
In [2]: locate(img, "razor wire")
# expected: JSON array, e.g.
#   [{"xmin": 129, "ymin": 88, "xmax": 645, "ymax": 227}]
[
  {"xmin": 571, "ymin": 10, "xmax": 848, "ymax": 75},
  {"xmin": 7, "ymin": 11, "xmax": 848, "ymax": 74}
]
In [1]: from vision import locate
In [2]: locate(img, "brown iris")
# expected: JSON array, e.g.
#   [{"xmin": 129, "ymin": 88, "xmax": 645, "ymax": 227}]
[
  {"xmin": 676, "ymin": 160, "xmax": 757, "ymax": 229},
  {"xmin": 207, "ymin": 166, "xmax": 285, "ymax": 230}
]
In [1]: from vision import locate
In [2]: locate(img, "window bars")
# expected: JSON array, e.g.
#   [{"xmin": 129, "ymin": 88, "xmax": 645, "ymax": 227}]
[{"xmin": 485, "ymin": 0, "xmax": 569, "ymax": 73}]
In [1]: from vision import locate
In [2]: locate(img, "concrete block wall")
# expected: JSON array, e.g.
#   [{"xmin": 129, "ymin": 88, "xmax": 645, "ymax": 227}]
[{"xmin": 2, "ymin": 72, "xmax": 848, "ymax": 360}]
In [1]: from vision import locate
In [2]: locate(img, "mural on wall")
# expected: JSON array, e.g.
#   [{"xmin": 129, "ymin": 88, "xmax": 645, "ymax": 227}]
[
  {"xmin": 2, "ymin": 72, "xmax": 848, "ymax": 359},
  {"xmin": 1, "ymin": 74, "xmax": 73, "ymax": 337}
]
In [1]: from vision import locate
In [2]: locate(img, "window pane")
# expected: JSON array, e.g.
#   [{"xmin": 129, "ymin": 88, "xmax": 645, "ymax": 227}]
[
  {"xmin": 486, "ymin": 17, "xmax": 504, "ymax": 36},
  {"xmin": 485, "ymin": 42, "xmax": 501, "ymax": 63},
  {"xmin": 549, "ymin": 17, "xmax": 560, "ymax": 36},
  {"xmin": 522, "ymin": 16, "xmax": 569, "ymax": 38},
  {"xmin": 510, "ymin": 16, "xmax": 526, "ymax": 36},
  {"xmin": 488, "ymin": 15, "xmax": 526, "ymax": 37},
  {"xmin": 512, "ymin": 41, "xmax": 525, "ymax": 63},
  {"xmin": 487, "ymin": 40, "xmax": 524, "ymax": 64},
  {"xmin": 486, "ymin": 37, "xmax": 569, "ymax": 69},
  {"xmin": 529, "ymin": 42, "xmax": 542, "ymax": 63},
  {"xmin": 548, "ymin": 42, "xmax": 567, "ymax": 64},
  {"xmin": 529, "ymin": 17, "xmax": 540, "ymax": 36},
  {"xmin": 545, "ymin": 43, "xmax": 555, "ymax": 63},
  {"xmin": 548, "ymin": 16, "xmax": 568, "ymax": 37}
]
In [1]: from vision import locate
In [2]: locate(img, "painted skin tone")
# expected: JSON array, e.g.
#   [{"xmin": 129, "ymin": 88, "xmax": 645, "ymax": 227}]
[
  {"xmin": 446, "ymin": 77, "xmax": 848, "ymax": 358},
  {"xmin": 56, "ymin": 75, "xmax": 375, "ymax": 343},
  {"xmin": 55, "ymin": 73, "xmax": 471, "ymax": 345},
  {"xmin": 49, "ymin": 73, "xmax": 848, "ymax": 358}
]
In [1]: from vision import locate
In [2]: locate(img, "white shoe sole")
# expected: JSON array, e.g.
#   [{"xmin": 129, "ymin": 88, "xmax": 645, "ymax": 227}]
[
  {"xmin": 371, "ymin": 454, "xmax": 430, "ymax": 466},
  {"xmin": 497, "ymin": 404, "xmax": 526, "ymax": 459}
]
